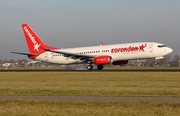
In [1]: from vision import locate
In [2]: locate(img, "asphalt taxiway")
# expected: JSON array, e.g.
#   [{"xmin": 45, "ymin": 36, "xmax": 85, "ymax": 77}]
[
  {"xmin": 0, "ymin": 96, "xmax": 180, "ymax": 102},
  {"xmin": 0, "ymin": 69, "xmax": 180, "ymax": 72}
]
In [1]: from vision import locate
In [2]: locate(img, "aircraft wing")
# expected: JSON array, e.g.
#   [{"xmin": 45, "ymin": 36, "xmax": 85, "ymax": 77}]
[
  {"xmin": 10, "ymin": 52, "xmax": 38, "ymax": 56},
  {"xmin": 45, "ymin": 49, "xmax": 96, "ymax": 60}
]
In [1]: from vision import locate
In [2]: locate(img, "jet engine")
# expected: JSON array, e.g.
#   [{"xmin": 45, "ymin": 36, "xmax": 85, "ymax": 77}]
[{"xmin": 94, "ymin": 56, "xmax": 113, "ymax": 65}]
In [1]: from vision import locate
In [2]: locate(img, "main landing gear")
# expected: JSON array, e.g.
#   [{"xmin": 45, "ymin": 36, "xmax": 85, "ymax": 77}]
[
  {"xmin": 87, "ymin": 64, "xmax": 93, "ymax": 70},
  {"xmin": 97, "ymin": 65, "xmax": 103, "ymax": 70},
  {"xmin": 87, "ymin": 64, "xmax": 104, "ymax": 70}
]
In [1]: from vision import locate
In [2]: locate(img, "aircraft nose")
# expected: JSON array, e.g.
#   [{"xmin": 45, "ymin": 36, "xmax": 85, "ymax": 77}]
[{"xmin": 167, "ymin": 47, "xmax": 173, "ymax": 54}]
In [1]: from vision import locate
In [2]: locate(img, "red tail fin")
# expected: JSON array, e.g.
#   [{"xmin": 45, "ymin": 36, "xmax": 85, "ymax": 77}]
[{"xmin": 22, "ymin": 24, "xmax": 57, "ymax": 54}]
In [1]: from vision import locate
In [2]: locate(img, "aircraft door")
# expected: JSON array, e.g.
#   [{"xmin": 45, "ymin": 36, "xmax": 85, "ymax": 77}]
[
  {"xmin": 45, "ymin": 52, "xmax": 49, "ymax": 61},
  {"xmin": 149, "ymin": 44, "xmax": 153, "ymax": 52}
]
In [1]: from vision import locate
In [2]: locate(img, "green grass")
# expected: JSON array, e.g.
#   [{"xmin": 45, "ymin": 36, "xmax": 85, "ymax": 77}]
[
  {"xmin": 0, "ymin": 72, "xmax": 180, "ymax": 97},
  {"xmin": 1, "ymin": 72, "xmax": 180, "ymax": 115},
  {"xmin": 0, "ymin": 100, "xmax": 180, "ymax": 116}
]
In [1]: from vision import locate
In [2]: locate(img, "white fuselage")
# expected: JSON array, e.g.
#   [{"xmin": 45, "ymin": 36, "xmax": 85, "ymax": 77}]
[{"xmin": 35, "ymin": 42, "xmax": 172, "ymax": 65}]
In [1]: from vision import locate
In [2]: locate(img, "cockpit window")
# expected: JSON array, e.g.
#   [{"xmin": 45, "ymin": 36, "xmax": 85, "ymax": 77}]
[{"xmin": 158, "ymin": 45, "xmax": 166, "ymax": 48}]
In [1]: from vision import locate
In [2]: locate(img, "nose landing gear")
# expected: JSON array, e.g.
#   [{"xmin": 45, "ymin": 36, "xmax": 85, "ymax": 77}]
[
  {"xmin": 154, "ymin": 59, "xmax": 159, "ymax": 65},
  {"xmin": 155, "ymin": 61, "xmax": 159, "ymax": 65}
]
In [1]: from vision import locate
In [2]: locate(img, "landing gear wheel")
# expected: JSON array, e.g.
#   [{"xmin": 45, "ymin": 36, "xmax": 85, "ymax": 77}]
[
  {"xmin": 155, "ymin": 61, "xmax": 159, "ymax": 65},
  {"xmin": 97, "ymin": 65, "xmax": 103, "ymax": 70},
  {"xmin": 87, "ymin": 65, "xmax": 93, "ymax": 70}
]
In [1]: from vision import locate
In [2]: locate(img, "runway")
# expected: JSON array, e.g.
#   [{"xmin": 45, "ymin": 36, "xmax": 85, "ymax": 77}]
[
  {"xmin": 0, "ymin": 96, "xmax": 180, "ymax": 102},
  {"xmin": 0, "ymin": 69, "xmax": 180, "ymax": 72}
]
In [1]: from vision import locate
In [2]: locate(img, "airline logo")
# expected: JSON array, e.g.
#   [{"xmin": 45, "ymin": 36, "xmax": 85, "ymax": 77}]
[
  {"xmin": 24, "ymin": 27, "xmax": 40, "ymax": 51},
  {"xmin": 34, "ymin": 43, "xmax": 41, "ymax": 51},
  {"xmin": 111, "ymin": 44, "xmax": 147, "ymax": 53}
]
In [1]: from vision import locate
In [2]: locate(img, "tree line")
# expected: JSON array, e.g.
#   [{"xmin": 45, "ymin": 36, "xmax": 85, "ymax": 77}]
[
  {"xmin": 0, "ymin": 59, "xmax": 28, "ymax": 64},
  {"xmin": 144, "ymin": 54, "xmax": 180, "ymax": 67}
]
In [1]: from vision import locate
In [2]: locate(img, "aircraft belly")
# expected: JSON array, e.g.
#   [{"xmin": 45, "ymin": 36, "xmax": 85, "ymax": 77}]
[{"xmin": 49, "ymin": 56, "xmax": 81, "ymax": 64}]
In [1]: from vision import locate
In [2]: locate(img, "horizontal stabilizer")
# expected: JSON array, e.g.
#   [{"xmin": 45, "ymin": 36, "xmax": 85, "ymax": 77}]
[{"xmin": 10, "ymin": 52, "xmax": 37, "ymax": 56}]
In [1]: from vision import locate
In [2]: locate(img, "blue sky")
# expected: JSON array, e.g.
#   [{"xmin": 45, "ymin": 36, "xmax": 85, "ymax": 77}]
[{"xmin": 0, "ymin": 0, "xmax": 180, "ymax": 60}]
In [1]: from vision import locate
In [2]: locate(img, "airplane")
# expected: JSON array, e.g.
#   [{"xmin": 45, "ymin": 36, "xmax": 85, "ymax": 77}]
[{"xmin": 11, "ymin": 24, "xmax": 173, "ymax": 70}]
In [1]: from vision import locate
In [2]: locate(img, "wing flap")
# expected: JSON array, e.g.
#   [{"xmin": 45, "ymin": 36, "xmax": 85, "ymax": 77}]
[{"xmin": 45, "ymin": 49, "xmax": 95, "ymax": 60}]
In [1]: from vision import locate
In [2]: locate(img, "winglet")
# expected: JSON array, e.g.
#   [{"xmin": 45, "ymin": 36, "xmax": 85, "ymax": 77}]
[{"xmin": 100, "ymin": 42, "xmax": 104, "ymax": 46}]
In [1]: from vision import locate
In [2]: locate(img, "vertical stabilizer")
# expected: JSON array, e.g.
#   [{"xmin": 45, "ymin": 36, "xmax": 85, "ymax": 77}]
[{"xmin": 22, "ymin": 24, "xmax": 57, "ymax": 54}]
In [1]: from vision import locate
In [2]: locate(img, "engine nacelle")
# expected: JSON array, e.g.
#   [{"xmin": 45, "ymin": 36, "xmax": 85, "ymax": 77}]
[
  {"xmin": 113, "ymin": 60, "xmax": 128, "ymax": 65},
  {"xmin": 94, "ymin": 56, "xmax": 113, "ymax": 65}
]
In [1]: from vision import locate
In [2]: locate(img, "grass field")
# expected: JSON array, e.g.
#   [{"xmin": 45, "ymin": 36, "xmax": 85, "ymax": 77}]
[
  {"xmin": 0, "ymin": 100, "xmax": 180, "ymax": 116},
  {"xmin": 1, "ymin": 72, "xmax": 180, "ymax": 116},
  {"xmin": 0, "ymin": 72, "xmax": 180, "ymax": 97}
]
